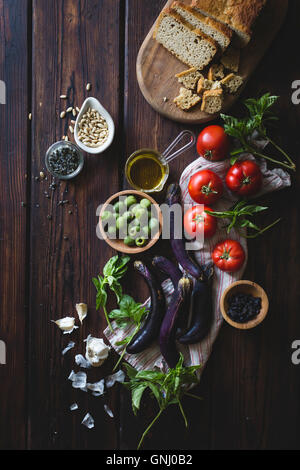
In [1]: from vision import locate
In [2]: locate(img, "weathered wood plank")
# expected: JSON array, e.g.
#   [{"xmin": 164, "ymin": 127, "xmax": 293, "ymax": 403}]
[
  {"xmin": 0, "ymin": 0, "xmax": 28, "ymax": 450},
  {"xmin": 28, "ymin": 0, "xmax": 123, "ymax": 449}
]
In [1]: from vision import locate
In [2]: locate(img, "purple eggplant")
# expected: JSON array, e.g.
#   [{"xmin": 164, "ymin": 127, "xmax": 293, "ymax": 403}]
[
  {"xmin": 178, "ymin": 263, "xmax": 214, "ymax": 345},
  {"xmin": 165, "ymin": 184, "xmax": 203, "ymax": 279},
  {"xmin": 126, "ymin": 261, "xmax": 165, "ymax": 354},
  {"xmin": 159, "ymin": 276, "xmax": 192, "ymax": 368},
  {"xmin": 152, "ymin": 256, "xmax": 182, "ymax": 286},
  {"xmin": 153, "ymin": 255, "xmax": 191, "ymax": 337}
]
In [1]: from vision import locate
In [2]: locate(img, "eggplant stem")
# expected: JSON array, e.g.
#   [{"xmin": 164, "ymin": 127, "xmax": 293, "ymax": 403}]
[
  {"xmin": 178, "ymin": 400, "xmax": 188, "ymax": 428},
  {"xmin": 137, "ymin": 409, "xmax": 163, "ymax": 450}
]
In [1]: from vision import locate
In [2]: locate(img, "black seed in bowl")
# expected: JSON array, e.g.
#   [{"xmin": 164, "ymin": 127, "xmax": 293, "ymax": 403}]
[
  {"xmin": 48, "ymin": 145, "xmax": 80, "ymax": 176},
  {"xmin": 227, "ymin": 293, "xmax": 262, "ymax": 324}
]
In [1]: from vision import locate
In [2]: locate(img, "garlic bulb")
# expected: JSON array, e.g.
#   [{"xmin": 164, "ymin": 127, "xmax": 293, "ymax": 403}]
[{"xmin": 85, "ymin": 336, "xmax": 110, "ymax": 367}]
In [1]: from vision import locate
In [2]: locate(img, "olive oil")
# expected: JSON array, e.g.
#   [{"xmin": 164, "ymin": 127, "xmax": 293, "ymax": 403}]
[{"xmin": 127, "ymin": 153, "xmax": 165, "ymax": 191}]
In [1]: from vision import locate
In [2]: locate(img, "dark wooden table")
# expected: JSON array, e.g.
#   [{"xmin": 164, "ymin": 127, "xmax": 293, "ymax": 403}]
[{"xmin": 0, "ymin": 0, "xmax": 299, "ymax": 451}]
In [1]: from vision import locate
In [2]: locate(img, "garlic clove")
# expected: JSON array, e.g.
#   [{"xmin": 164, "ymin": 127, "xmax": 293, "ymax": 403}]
[
  {"xmin": 85, "ymin": 336, "xmax": 110, "ymax": 368},
  {"xmin": 52, "ymin": 317, "xmax": 78, "ymax": 334},
  {"xmin": 76, "ymin": 303, "xmax": 88, "ymax": 324}
]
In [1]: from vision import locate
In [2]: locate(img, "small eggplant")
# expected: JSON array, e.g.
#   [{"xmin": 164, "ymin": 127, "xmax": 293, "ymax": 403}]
[
  {"xmin": 152, "ymin": 256, "xmax": 182, "ymax": 286},
  {"xmin": 178, "ymin": 263, "xmax": 214, "ymax": 345},
  {"xmin": 159, "ymin": 277, "xmax": 192, "ymax": 369},
  {"xmin": 165, "ymin": 184, "xmax": 203, "ymax": 279},
  {"xmin": 153, "ymin": 256, "xmax": 191, "ymax": 338},
  {"xmin": 126, "ymin": 261, "xmax": 165, "ymax": 354}
]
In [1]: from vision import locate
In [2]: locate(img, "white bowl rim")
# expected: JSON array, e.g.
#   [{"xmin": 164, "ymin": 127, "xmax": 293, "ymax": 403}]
[{"xmin": 74, "ymin": 97, "xmax": 115, "ymax": 155}]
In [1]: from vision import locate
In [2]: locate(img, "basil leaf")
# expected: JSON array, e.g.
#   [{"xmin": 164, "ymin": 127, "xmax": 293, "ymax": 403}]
[{"xmin": 132, "ymin": 384, "xmax": 148, "ymax": 414}]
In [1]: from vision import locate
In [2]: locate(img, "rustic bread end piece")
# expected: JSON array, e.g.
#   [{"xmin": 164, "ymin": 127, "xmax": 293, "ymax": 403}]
[
  {"xmin": 201, "ymin": 89, "xmax": 223, "ymax": 114},
  {"xmin": 221, "ymin": 73, "xmax": 243, "ymax": 93},
  {"xmin": 175, "ymin": 68, "xmax": 203, "ymax": 90},
  {"xmin": 153, "ymin": 9, "xmax": 217, "ymax": 70},
  {"xmin": 174, "ymin": 87, "xmax": 202, "ymax": 111},
  {"xmin": 191, "ymin": 0, "xmax": 267, "ymax": 46},
  {"xmin": 171, "ymin": 1, "xmax": 232, "ymax": 51},
  {"xmin": 221, "ymin": 46, "xmax": 240, "ymax": 72},
  {"xmin": 208, "ymin": 64, "xmax": 225, "ymax": 81}
]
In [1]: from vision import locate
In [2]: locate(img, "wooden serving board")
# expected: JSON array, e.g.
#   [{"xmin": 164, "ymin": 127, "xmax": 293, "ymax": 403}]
[{"xmin": 136, "ymin": 0, "xmax": 288, "ymax": 124}]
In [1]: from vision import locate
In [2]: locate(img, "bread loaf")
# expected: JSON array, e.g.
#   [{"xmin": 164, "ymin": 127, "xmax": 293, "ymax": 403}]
[
  {"xmin": 171, "ymin": 1, "xmax": 232, "ymax": 51},
  {"xmin": 153, "ymin": 9, "xmax": 217, "ymax": 70}
]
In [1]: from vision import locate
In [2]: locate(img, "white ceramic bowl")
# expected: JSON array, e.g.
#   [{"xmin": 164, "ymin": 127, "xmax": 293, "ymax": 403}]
[{"xmin": 74, "ymin": 97, "xmax": 115, "ymax": 155}]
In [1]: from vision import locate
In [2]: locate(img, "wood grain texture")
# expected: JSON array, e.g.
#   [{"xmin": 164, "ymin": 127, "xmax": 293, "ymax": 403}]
[
  {"xmin": 136, "ymin": 0, "xmax": 288, "ymax": 124},
  {"xmin": 0, "ymin": 0, "xmax": 28, "ymax": 450},
  {"xmin": 28, "ymin": 0, "xmax": 123, "ymax": 449}
]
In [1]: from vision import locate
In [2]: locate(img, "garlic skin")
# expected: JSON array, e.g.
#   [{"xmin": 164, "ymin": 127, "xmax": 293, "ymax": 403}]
[
  {"xmin": 85, "ymin": 336, "xmax": 110, "ymax": 368},
  {"xmin": 76, "ymin": 303, "xmax": 88, "ymax": 324},
  {"xmin": 52, "ymin": 317, "xmax": 78, "ymax": 334}
]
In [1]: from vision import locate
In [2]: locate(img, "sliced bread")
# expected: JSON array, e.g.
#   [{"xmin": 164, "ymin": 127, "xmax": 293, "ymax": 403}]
[
  {"xmin": 201, "ymin": 89, "xmax": 223, "ymax": 114},
  {"xmin": 175, "ymin": 68, "xmax": 203, "ymax": 90},
  {"xmin": 197, "ymin": 77, "xmax": 214, "ymax": 94},
  {"xmin": 191, "ymin": 0, "xmax": 267, "ymax": 46},
  {"xmin": 221, "ymin": 73, "xmax": 243, "ymax": 93},
  {"xmin": 220, "ymin": 46, "xmax": 240, "ymax": 72},
  {"xmin": 174, "ymin": 87, "xmax": 202, "ymax": 110},
  {"xmin": 208, "ymin": 63, "xmax": 225, "ymax": 80},
  {"xmin": 171, "ymin": 1, "xmax": 232, "ymax": 51},
  {"xmin": 153, "ymin": 9, "xmax": 217, "ymax": 70}
]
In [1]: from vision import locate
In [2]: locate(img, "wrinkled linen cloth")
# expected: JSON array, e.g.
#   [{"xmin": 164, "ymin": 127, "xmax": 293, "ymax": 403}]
[{"xmin": 104, "ymin": 153, "xmax": 290, "ymax": 375}]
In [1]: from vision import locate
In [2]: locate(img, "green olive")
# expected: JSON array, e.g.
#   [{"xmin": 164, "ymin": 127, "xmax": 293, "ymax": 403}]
[
  {"xmin": 108, "ymin": 226, "xmax": 117, "ymax": 238},
  {"xmin": 128, "ymin": 226, "xmax": 140, "ymax": 238},
  {"xmin": 135, "ymin": 207, "xmax": 148, "ymax": 220},
  {"xmin": 114, "ymin": 201, "xmax": 126, "ymax": 214},
  {"xmin": 116, "ymin": 216, "xmax": 127, "ymax": 231},
  {"xmin": 149, "ymin": 218, "xmax": 159, "ymax": 232},
  {"xmin": 101, "ymin": 210, "xmax": 113, "ymax": 223},
  {"xmin": 142, "ymin": 226, "xmax": 150, "ymax": 238},
  {"xmin": 124, "ymin": 236, "xmax": 135, "ymax": 247},
  {"xmin": 135, "ymin": 237, "xmax": 147, "ymax": 247},
  {"xmin": 123, "ymin": 211, "xmax": 134, "ymax": 222},
  {"xmin": 140, "ymin": 198, "xmax": 151, "ymax": 210},
  {"xmin": 131, "ymin": 204, "xmax": 141, "ymax": 216},
  {"xmin": 124, "ymin": 195, "xmax": 137, "ymax": 208}
]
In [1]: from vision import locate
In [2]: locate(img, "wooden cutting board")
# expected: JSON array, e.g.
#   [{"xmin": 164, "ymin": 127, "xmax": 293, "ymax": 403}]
[{"xmin": 136, "ymin": 0, "xmax": 288, "ymax": 124}]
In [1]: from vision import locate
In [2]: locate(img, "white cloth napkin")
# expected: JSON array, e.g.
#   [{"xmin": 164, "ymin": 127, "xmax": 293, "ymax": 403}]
[{"xmin": 104, "ymin": 154, "xmax": 290, "ymax": 375}]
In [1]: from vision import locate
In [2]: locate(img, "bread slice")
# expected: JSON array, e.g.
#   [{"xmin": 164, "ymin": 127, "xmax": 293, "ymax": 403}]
[
  {"xmin": 208, "ymin": 64, "xmax": 225, "ymax": 81},
  {"xmin": 175, "ymin": 68, "xmax": 203, "ymax": 90},
  {"xmin": 153, "ymin": 9, "xmax": 217, "ymax": 70},
  {"xmin": 174, "ymin": 87, "xmax": 202, "ymax": 110},
  {"xmin": 197, "ymin": 77, "xmax": 214, "ymax": 94},
  {"xmin": 191, "ymin": 0, "xmax": 267, "ymax": 46},
  {"xmin": 221, "ymin": 73, "xmax": 243, "ymax": 93},
  {"xmin": 201, "ymin": 89, "xmax": 223, "ymax": 114},
  {"xmin": 221, "ymin": 46, "xmax": 240, "ymax": 72},
  {"xmin": 171, "ymin": 1, "xmax": 232, "ymax": 51}
]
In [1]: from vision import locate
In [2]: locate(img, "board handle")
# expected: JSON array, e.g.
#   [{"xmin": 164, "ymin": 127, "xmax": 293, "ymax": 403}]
[{"xmin": 162, "ymin": 130, "xmax": 196, "ymax": 164}]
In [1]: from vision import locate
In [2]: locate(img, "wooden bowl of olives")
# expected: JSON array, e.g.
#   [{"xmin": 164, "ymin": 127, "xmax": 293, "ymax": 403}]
[{"xmin": 99, "ymin": 190, "xmax": 163, "ymax": 254}]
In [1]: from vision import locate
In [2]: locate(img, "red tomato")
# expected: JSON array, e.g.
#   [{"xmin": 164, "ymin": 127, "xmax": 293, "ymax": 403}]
[
  {"xmin": 212, "ymin": 239, "xmax": 245, "ymax": 273},
  {"xmin": 226, "ymin": 160, "xmax": 262, "ymax": 197},
  {"xmin": 188, "ymin": 170, "xmax": 223, "ymax": 205},
  {"xmin": 197, "ymin": 125, "xmax": 230, "ymax": 161},
  {"xmin": 184, "ymin": 205, "xmax": 217, "ymax": 239}
]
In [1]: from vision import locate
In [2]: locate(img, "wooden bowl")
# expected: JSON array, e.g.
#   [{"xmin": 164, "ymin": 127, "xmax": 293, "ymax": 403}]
[
  {"xmin": 220, "ymin": 280, "xmax": 269, "ymax": 330},
  {"xmin": 99, "ymin": 190, "xmax": 163, "ymax": 254}
]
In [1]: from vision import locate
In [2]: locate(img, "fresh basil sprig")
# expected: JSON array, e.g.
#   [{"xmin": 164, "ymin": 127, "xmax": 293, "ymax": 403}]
[
  {"xmin": 205, "ymin": 200, "xmax": 281, "ymax": 238},
  {"xmin": 221, "ymin": 93, "xmax": 296, "ymax": 171},
  {"xmin": 123, "ymin": 355, "xmax": 202, "ymax": 450},
  {"xmin": 109, "ymin": 295, "xmax": 148, "ymax": 370},
  {"xmin": 92, "ymin": 255, "xmax": 130, "ymax": 332}
]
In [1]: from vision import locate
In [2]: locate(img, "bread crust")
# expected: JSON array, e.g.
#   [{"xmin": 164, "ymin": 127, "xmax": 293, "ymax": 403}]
[
  {"xmin": 191, "ymin": 0, "xmax": 267, "ymax": 43},
  {"xmin": 172, "ymin": 1, "xmax": 233, "ymax": 42},
  {"xmin": 154, "ymin": 8, "xmax": 218, "ymax": 53}
]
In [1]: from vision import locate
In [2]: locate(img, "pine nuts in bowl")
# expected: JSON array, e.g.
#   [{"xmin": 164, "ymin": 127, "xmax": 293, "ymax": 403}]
[{"xmin": 74, "ymin": 97, "xmax": 115, "ymax": 155}]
